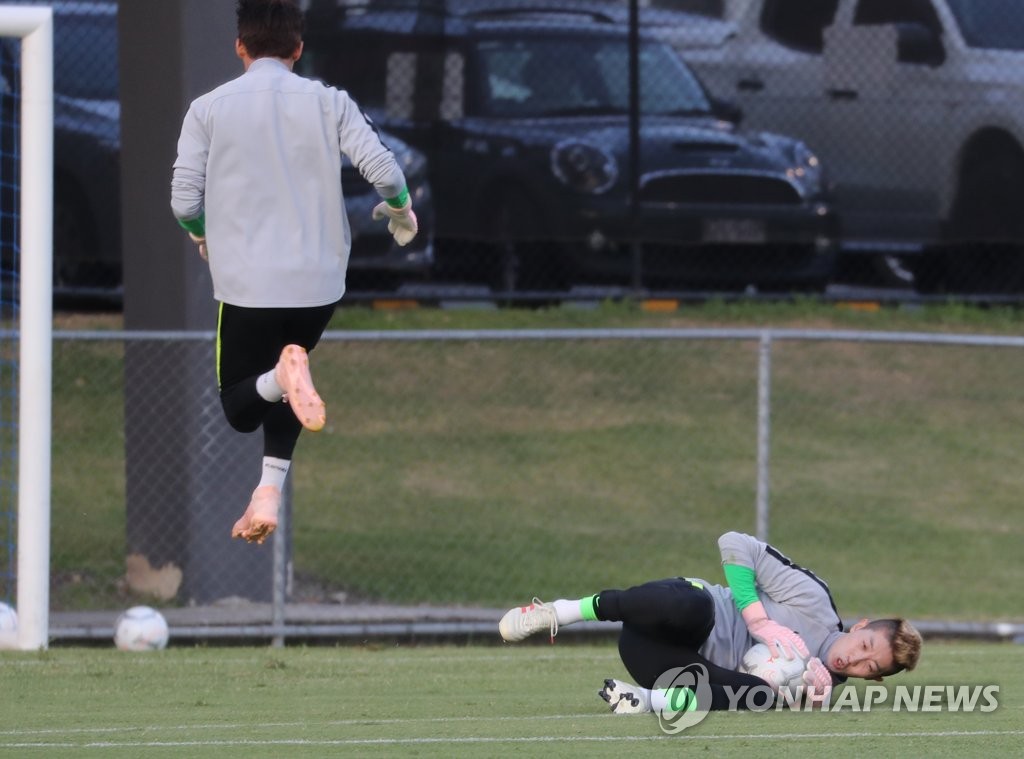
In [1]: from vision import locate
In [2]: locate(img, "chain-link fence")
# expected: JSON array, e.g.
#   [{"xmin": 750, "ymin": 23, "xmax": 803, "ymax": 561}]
[
  {"xmin": 5, "ymin": 327, "xmax": 1013, "ymax": 636},
  {"xmin": 8, "ymin": 1, "xmax": 1024, "ymax": 299},
  {"xmin": 296, "ymin": 0, "xmax": 1024, "ymax": 297}
]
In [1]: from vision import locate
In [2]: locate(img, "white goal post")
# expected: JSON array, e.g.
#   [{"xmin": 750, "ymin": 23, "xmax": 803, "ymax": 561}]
[{"xmin": 1, "ymin": 5, "xmax": 53, "ymax": 651}]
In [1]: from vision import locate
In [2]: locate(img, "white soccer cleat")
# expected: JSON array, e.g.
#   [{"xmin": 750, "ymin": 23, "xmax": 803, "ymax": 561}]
[
  {"xmin": 498, "ymin": 597, "xmax": 558, "ymax": 643},
  {"xmin": 598, "ymin": 678, "xmax": 652, "ymax": 715}
]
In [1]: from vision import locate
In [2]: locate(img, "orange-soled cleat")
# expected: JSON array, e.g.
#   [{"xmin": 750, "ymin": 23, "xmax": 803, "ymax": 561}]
[
  {"xmin": 275, "ymin": 344, "xmax": 326, "ymax": 431},
  {"xmin": 231, "ymin": 485, "xmax": 281, "ymax": 544}
]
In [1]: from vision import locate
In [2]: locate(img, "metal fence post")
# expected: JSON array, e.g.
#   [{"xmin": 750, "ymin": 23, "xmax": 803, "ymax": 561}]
[
  {"xmin": 756, "ymin": 332, "xmax": 772, "ymax": 542},
  {"xmin": 271, "ymin": 493, "xmax": 288, "ymax": 648}
]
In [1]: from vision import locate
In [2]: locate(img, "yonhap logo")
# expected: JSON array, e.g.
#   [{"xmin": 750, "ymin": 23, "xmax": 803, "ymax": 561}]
[
  {"xmin": 647, "ymin": 672, "xmax": 999, "ymax": 735},
  {"xmin": 653, "ymin": 664, "xmax": 714, "ymax": 734}
]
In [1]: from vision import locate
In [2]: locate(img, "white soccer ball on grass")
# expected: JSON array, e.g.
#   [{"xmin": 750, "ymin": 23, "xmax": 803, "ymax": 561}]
[
  {"xmin": 0, "ymin": 601, "xmax": 17, "ymax": 649},
  {"xmin": 114, "ymin": 605, "xmax": 169, "ymax": 651},
  {"xmin": 740, "ymin": 642, "xmax": 808, "ymax": 690}
]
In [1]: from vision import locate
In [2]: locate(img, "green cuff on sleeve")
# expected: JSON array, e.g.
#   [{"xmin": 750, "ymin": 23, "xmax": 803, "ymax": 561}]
[
  {"xmin": 580, "ymin": 595, "xmax": 600, "ymax": 622},
  {"xmin": 723, "ymin": 563, "xmax": 759, "ymax": 611},
  {"xmin": 385, "ymin": 187, "xmax": 410, "ymax": 209},
  {"xmin": 177, "ymin": 213, "xmax": 206, "ymax": 237}
]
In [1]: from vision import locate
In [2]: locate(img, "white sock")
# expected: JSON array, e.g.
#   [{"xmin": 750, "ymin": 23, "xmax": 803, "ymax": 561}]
[
  {"xmin": 650, "ymin": 685, "xmax": 702, "ymax": 713},
  {"xmin": 553, "ymin": 598, "xmax": 585, "ymax": 626},
  {"xmin": 256, "ymin": 369, "xmax": 284, "ymax": 402},
  {"xmin": 648, "ymin": 687, "xmax": 668, "ymax": 712},
  {"xmin": 258, "ymin": 457, "xmax": 290, "ymax": 490}
]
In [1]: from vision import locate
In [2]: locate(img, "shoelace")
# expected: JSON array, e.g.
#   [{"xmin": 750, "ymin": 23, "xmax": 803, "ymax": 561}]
[{"xmin": 529, "ymin": 597, "xmax": 558, "ymax": 643}]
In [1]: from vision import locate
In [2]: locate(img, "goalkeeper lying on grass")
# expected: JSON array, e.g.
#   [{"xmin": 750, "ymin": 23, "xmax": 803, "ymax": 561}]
[{"xmin": 499, "ymin": 531, "xmax": 921, "ymax": 713}]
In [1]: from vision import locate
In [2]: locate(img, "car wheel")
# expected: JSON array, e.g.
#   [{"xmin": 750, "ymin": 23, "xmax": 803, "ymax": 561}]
[
  {"xmin": 756, "ymin": 244, "xmax": 832, "ymax": 294},
  {"xmin": 909, "ymin": 246, "xmax": 949, "ymax": 294},
  {"xmin": 489, "ymin": 190, "xmax": 566, "ymax": 295},
  {"xmin": 945, "ymin": 149, "xmax": 1024, "ymax": 293},
  {"xmin": 871, "ymin": 253, "xmax": 916, "ymax": 288}
]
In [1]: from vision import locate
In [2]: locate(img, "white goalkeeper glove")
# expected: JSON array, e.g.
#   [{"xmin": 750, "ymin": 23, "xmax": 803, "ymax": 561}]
[
  {"xmin": 372, "ymin": 199, "xmax": 418, "ymax": 246},
  {"xmin": 188, "ymin": 232, "xmax": 208, "ymax": 261}
]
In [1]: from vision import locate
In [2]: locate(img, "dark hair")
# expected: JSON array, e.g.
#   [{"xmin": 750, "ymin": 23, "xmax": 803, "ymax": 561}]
[{"xmin": 236, "ymin": 0, "xmax": 303, "ymax": 60}]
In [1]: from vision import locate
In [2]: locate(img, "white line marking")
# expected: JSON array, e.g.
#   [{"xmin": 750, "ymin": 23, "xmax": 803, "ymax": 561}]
[
  {"xmin": 0, "ymin": 650, "xmax": 617, "ymax": 668},
  {"xmin": 2, "ymin": 730, "xmax": 1023, "ymax": 749},
  {"xmin": 0, "ymin": 713, "xmax": 613, "ymax": 738}
]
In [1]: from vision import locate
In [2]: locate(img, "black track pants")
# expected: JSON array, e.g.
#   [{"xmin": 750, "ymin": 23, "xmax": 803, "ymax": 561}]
[
  {"xmin": 597, "ymin": 577, "xmax": 773, "ymax": 710},
  {"xmin": 216, "ymin": 302, "xmax": 335, "ymax": 459}
]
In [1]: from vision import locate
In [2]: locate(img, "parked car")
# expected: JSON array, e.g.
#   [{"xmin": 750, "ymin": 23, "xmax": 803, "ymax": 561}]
[
  {"xmin": 0, "ymin": 0, "xmax": 121, "ymax": 292},
  {"xmin": 628, "ymin": 0, "xmax": 1024, "ymax": 293},
  {"xmin": 299, "ymin": 1, "xmax": 838, "ymax": 292},
  {"xmin": 341, "ymin": 129, "xmax": 435, "ymax": 291},
  {"xmin": 0, "ymin": 0, "xmax": 434, "ymax": 299}
]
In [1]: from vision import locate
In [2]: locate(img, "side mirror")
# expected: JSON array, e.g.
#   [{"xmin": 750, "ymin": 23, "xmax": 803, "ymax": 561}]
[{"xmin": 895, "ymin": 22, "xmax": 945, "ymax": 67}]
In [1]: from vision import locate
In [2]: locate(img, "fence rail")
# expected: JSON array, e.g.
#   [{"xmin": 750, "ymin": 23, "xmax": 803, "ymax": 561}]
[{"xmin": 3, "ymin": 326, "xmax": 1023, "ymax": 643}]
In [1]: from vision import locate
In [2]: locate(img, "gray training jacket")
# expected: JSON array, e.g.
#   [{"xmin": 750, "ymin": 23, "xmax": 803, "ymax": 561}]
[
  {"xmin": 690, "ymin": 531, "xmax": 845, "ymax": 672},
  {"xmin": 171, "ymin": 58, "xmax": 407, "ymax": 308}
]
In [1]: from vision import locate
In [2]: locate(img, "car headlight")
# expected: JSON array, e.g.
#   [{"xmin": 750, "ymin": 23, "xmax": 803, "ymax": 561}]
[
  {"xmin": 788, "ymin": 141, "xmax": 823, "ymax": 188},
  {"xmin": 550, "ymin": 140, "xmax": 618, "ymax": 194}
]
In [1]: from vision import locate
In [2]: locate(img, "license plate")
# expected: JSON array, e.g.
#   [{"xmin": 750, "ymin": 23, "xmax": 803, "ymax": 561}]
[{"xmin": 702, "ymin": 218, "xmax": 766, "ymax": 244}]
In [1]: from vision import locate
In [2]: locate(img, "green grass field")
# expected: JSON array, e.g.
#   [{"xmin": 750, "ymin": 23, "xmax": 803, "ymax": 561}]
[
  {"xmin": 5, "ymin": 301, "xmax": 1022, "ymax": 757},
  {"xmin": 0, "ymin": 641, "xmax": 1020, "ymax": 757}
]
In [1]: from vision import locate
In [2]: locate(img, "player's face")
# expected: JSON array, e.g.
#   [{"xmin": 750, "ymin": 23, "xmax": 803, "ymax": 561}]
[{"xmin": 825, "ymin": 621, "xmax": 895, "ymax": 679}]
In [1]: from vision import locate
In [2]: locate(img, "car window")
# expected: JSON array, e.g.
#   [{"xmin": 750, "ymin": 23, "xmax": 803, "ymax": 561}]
[
  {"xmin": 478, "ymin": 42, "xmax": 604, "ymax": 116},
  {"xmin": 852, "ymin": 0, "xmax": 942, "ymax": 38},
  {"xmin": 597, "ymin": 41, "xmax": 711, "ymax": 114},
  {"xmin": 475, "ymin": 37, "xmax": 711, "ymax": 118},
  {"xmin": 945, "ymin": 0, "xmax": 1024, "ymax": 51},
  {"xmin": 759, "ymin": 0, "xmax": 840, "ymax": 54},
  {"xmin": 640, "ymin": 0, "xmax": 725, "ymax": 18}
]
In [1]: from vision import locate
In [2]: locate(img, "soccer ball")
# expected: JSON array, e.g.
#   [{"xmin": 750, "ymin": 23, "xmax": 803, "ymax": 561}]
[
  {"xmin": 114, "ymin": 606, "xmax": 169, "ymax": 651},
  {"xmin": 0, "ymin": 601, "xmax": 17, "ymax": 649},
  {"xmin": 740, "ymin": 642, "xmax": 808, "ymax": 690}
]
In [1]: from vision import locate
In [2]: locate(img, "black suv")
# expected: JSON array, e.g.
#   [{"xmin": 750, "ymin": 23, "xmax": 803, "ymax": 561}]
[{"xmin": 300, "ymin": 1, "xmax": 838, "ymax": 292}]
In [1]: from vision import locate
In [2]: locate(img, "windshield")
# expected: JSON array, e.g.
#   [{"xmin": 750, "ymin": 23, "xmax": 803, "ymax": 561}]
[
  {"xmin": 946, "ymin": 0, "xmax": 1024, "ymax": 51},
  {"xmin": 475, "ymin": 37, "xmax": 711, "ymax": 118}
]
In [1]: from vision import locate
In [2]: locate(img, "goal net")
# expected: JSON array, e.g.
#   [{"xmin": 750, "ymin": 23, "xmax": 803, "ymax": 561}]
[{"xmin": 0, "ymin": 3, "xmax": 52, "ymax": 651}]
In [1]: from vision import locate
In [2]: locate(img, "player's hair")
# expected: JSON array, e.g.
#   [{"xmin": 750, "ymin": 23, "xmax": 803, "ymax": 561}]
[
  {"xmin": 236, "ymin": 0, "xmax": 303, "ymax": 60},
  {"xmin": 867, "ymin": 618, "xmax": 922, "ymax": 676}
]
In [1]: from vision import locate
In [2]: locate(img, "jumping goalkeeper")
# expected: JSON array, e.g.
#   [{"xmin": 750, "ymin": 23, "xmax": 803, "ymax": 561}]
[
  {"xmin": 499, "ymin": 531, "xmax": 922, "ymax": 713},
  {"xmin": 170, "ymin": 0, "xmax": 417, "ymax": 544}
]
